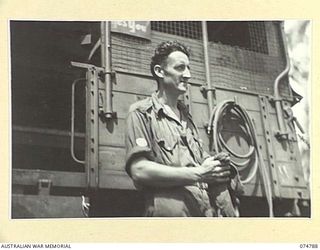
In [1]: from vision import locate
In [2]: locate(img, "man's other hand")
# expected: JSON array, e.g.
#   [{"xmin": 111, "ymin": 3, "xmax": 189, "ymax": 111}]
[{"xmin": 198, "ymin": 156, "xmax": 231, "ymax": 184}]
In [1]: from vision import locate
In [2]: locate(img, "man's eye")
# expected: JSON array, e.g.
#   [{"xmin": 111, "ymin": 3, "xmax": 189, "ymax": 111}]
[{"xmin": 176, "ymin": 65, "xmax": 185, "ymax": 71}]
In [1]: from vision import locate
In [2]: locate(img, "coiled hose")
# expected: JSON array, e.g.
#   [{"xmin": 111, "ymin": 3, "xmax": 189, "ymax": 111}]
[{"xmin": 207, "ymin": 100, "xmax": 274, "ymax": 217}]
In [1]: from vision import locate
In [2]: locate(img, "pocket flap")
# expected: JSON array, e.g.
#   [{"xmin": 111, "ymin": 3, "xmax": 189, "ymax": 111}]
[{"xmin": 156, "ymin": 138, "xmax": 178, "ymax": 152}]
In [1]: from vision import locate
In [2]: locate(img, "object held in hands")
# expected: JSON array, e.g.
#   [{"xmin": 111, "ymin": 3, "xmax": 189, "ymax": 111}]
[{"xmin": 214, "ymin": 152, "xmax": 230, "ymax": 165}]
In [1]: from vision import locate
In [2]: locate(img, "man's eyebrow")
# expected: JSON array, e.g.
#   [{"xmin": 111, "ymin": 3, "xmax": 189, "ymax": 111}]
[{"xmin": 175, "ymin": 60, "xmax": 189, "ymax": 64}]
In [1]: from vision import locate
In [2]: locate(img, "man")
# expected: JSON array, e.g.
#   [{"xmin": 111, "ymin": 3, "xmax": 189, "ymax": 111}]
[{"xmin": 125, "ymin": 41, "xmax": 233, "ymax": 217}]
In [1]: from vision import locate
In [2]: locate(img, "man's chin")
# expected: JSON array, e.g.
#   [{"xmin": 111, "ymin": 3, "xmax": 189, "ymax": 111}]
[
  {"xmin": 178, "ymin": 84, "xmax": 188, "ymax": 93},
  {"xmin": 177, "ymin": 88, "xmax": 187, "ymax": 95}
]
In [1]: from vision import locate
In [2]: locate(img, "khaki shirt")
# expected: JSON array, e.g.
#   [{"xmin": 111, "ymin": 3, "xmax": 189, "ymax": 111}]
[{"xmin": 125, "ymin": 92, "xmax": 214, "ymax": 216}]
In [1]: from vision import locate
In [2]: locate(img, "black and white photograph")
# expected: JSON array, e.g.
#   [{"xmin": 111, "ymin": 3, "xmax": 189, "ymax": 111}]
[{"xmin": 10, "ymin": 20, "xmax": 311, "ymax": 219}]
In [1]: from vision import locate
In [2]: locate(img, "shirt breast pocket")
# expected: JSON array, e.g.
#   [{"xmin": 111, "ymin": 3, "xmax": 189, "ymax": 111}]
[
  {"xmin": 156, "ymin": 138, "xmax": 178, "ymax": 154},
  {"xmin": 154, "ymin": 136, "xmax": 181, "ymax": 166}
]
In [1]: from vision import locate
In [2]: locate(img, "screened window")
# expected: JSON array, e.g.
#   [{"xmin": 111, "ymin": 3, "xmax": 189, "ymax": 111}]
[
  {"xmin": 207, "ymin": 21, "xmax": 268, "ymax": 54},
  {"xmin": 151, "ymin": 21, "xmax": 202, "ymax": 40},
  {"xmin": 151, "ymin": 21, "xmax": 268, "ymax": 54}
]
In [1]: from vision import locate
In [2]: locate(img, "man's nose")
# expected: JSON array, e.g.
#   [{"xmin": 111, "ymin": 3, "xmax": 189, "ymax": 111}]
[{"xmin": 182, "ymin": 68, "xmax": 191, "ymax": 79}]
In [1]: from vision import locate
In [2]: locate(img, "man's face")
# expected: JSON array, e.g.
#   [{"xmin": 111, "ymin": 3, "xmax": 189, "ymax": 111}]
[{"xmin": 160, "ymin": 51, "xmax": 191, "ymax": 95}]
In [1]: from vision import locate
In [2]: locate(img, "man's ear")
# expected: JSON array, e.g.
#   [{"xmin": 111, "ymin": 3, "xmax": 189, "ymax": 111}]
[{"xmin": 154, "ymin": 65, "xmax": 164, "ymax": 79}]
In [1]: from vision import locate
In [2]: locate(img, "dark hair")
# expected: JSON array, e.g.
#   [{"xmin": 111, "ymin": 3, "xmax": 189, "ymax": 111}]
[{"xmin": 150, "ymin": 41, "xmax": 191, "ymax": 83}]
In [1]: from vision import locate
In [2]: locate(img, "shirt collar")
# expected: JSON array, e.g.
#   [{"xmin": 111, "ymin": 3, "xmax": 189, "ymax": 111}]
[
  {"xmin": 151, "ymin": 92, "xmax": 191, "ymax": 120},
  {"xmin": 151, "ymin": 92, "xmax": 164, "ymax": 115}
]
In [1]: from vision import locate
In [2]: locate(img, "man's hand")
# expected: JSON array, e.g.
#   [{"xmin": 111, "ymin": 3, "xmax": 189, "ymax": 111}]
[
  {"xmin": 197, "ymin": 153, "xmax": 231, "ymax": 184},
  {"xmin": 214, "ymin": 152, "xmax": 231, "ymax": 165}
]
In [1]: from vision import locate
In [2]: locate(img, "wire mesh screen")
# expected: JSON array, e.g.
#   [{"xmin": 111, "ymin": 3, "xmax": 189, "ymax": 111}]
[
  {"xmin": 249, "ymin": 21, "xmax": 268, "ymax": 54},
  {"xmin": 111, "ymin": 22, "xmax": 205, "ymax": 84},
  {"xmin": 208, "ymin": 21, "xmax": 289, "ymax": 96},
  {"xmin": 151, "ymin": 21, "xmax": 202, "ymax": 40},
  {"xmin": 207, "ymin": 21, "xmax": 268, "ymax": 54},
  {"xmin": 111, "ymin": 21, "xmax": 290, "ymax": 97}
]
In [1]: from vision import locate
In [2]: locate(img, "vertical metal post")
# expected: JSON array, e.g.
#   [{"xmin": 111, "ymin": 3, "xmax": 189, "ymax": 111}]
[
  {"xmin": 201, "ymin": 21, "xmax": 215, "ymax": 113},
  {"xmin": 259, "ymin": 96, "xmax": 280, "ymax": 198},
  {"xmin": 70, "ymin": 62, "xmax": 103, "ymax": 189},
  {"xmin": 273, "ymin": 21, "xmax": 290, "ymax": 140},
  {"xmin": 86, "ymin": 68, "xmax": 100, "ymax": 188},
  {"xmin": 101, "ymin": 21, "xmax": 113, "ymax": 119}
]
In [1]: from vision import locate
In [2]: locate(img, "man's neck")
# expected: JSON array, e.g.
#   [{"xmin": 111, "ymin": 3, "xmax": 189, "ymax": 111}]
[{"xmin": 157, "ymin": 89, "xmax": 180, "ymax": 109}]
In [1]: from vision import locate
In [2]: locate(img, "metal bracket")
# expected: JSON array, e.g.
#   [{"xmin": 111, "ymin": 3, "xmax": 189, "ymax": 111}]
[
  {"xmin": 71, "ymin": 61, "xmax": 117, "ymax": 121},
  {"xmin": 71, "ymin": 61, "xmax": 104, "ymax": 72},
  {"xmin": 38, "ymin": 179, "xmax": 52, "ymax": 195},
  {"xmin": 200, "ymin": 85, "xmax": 216, "ymax": 97},
  {"xmin": 269, "ymin": 95, "xmax": 289, "ymax": 141},
  {"xmin": 268, "ymin": 96, "xmax": 283, "ymax": 103},
  {"xmin": 275, "ymin": 130, "xmax": 289, "ymax": 141},
  {"xmin": 98, "ymin": 87, "xmax": 117, "ymax": 120},
  {"xmin": 100, "ymin": 71, "xmax": 116, "ymax": 78},
  {"xmin": 99, "ymin": 111, "xmax": 117, "ymax": 121},
  {"xmin": 99, "ymin": 70, "xmax": 117, "ymax": 88}
]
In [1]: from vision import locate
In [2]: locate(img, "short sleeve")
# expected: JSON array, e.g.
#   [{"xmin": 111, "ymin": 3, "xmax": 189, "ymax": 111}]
[{"xmin": 125, "ymin": 110, "xmax": 155, "ymax": 176}]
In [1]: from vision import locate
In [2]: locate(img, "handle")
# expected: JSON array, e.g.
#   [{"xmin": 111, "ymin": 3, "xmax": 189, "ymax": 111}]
[{"xmin": 71, "ymin": 78, "xmax": 86, "ymax": 164}]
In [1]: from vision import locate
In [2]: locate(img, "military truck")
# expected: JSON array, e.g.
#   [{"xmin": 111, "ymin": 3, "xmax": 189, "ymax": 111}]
[{"xmin": 11, "ymin": 21, "xmax": 309, "ymax": 218}]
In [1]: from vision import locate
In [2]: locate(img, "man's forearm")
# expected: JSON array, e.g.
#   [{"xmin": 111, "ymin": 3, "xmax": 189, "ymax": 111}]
[{"xmin": 130, "ymin": 157, "xmax": 202, "ymax": 188}]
